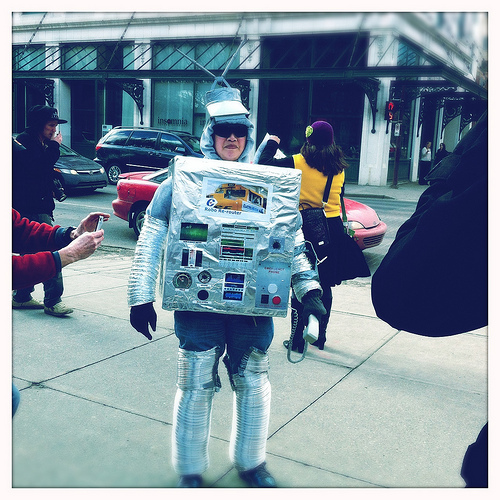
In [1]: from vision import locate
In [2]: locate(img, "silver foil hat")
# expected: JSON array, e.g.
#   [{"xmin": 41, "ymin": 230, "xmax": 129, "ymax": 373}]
[{"xmin": 205, "ymin": 87, "xmax": 249, "ymax": 118}]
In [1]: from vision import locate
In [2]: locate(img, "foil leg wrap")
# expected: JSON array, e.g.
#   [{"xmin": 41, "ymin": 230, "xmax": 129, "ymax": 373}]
[
  {"xmin": 172, "ymin": 347, "xmax": 219, "ymax": 476},
  {"xmin": 128, "ymin": 214, "xmax": 168, "ymax": 307},
  {"xmin": 229, "ymin": 349, "xmax": 271, "ymax": 471}
]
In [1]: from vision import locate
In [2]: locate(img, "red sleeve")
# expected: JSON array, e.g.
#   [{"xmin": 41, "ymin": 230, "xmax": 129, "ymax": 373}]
[
  {"xmin": 12, "ymin": 209, "xmax": 59, "ymax": 289},
  {"xmin": 12, "ymin": 209, "xmax": 60, "ymax": 254},
  {"xmin": 12, "ymin": 253, "xmax": 57, "ymax": 290}
]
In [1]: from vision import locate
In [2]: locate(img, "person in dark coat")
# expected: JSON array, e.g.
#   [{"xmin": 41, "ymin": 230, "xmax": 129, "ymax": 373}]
[
  {"xmin": 12, "ymin": 105, "xmax": 74, "ymax": 316},
  {"xmin": 371, "ymin": 111, "xmax": 488, "ymax": 488},
  {"xmin": 434, "ymin": 142, "xmax": 449, "ymax": 166}
]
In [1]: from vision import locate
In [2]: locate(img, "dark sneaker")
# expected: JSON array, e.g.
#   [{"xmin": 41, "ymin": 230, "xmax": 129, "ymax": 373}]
[
  {"xmin": 13, "ymin": 298, "xmax": 44, "ymax": 309},
  {"xmin": 44, "ymin": 302, "xmax": 74, "ymax": 317},
  {"xmin": 177, "ymin": 475, "xmax": 203, "ymax": 487},
  {"xmin": 239, "ymin": 463, "xmax": 277, "ymax": 488}
]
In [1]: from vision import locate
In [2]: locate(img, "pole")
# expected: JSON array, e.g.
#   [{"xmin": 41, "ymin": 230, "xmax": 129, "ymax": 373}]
[{"xmin": 392, "ymin": 132, "xmax": 401, "ymax": 188}]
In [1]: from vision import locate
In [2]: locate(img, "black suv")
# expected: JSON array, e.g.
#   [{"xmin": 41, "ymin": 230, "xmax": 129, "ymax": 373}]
[{"xmin": 94, "ymin": 126, "xmax": 203, "ymax": 184}]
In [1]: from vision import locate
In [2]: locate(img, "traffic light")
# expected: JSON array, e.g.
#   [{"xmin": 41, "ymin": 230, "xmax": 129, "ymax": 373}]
[
  {"xmin": 385, "ymin": 101, "xmax": 396, "ymax": 121},
  {"xmin": 385, "ymin": 100, "xmax": 401, "ymax": 121}
]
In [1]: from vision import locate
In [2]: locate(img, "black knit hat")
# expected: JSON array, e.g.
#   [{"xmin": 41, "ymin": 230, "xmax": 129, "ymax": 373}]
[{"xmin": 27, "ymin": 105, "xmax": 67, "ymax": 129}]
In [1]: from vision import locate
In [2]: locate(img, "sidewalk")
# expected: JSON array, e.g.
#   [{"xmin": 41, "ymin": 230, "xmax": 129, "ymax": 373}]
[
  {"xmin": 344, "ymin": 180, "xmax": 428, "ymax": 203},
  {"xmin": 11, "ymin": 182, "xmax": 487, "ymax": 490}
]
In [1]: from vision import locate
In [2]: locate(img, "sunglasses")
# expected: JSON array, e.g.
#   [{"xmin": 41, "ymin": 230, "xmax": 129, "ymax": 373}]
[{"xmin": 213, "ymin": 124, "xmax": 248, "ymax": 138}]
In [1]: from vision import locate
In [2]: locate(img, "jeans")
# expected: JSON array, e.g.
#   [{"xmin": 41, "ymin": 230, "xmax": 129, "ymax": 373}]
[
  {"xmin": 13, "ymin": 212, "xmax": 63, "ymax": 308},
  {"xmin": 12, "ymin": 383, "xmax": 20, "ymax": 417},
  {"xmin": 174, "ymin": 311, "xmax": 274, "ymax": 375}
]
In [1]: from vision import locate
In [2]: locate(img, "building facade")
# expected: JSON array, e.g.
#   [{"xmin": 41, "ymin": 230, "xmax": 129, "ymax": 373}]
[{"xmin": 12, "ymin": 12, "xmax": 487, "ymax": 185}]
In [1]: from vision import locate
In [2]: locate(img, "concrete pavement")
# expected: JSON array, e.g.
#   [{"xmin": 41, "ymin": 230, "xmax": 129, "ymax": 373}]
[{"xmin": 11, "ymin": 182, "xmax": 488, "ymax": 490}]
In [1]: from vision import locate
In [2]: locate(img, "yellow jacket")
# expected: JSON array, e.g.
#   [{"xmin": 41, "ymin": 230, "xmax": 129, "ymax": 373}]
[{"xmin": 293, "ymin": 154, "xmax": 344, "ymax": 218}]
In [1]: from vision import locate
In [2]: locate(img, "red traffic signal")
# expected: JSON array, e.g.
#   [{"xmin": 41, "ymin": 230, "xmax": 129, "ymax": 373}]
[
  {"xmin": 385, "ymin": 100, "xmax": 401, "ymax": 121},
  {"xmin": 385, "ymin": 101, "xmax": 395, "ymax": 121}
]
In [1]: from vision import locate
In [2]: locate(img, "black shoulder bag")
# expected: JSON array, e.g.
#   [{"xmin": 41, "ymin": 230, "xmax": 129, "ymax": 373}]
[
  {"xmin": 299, "ymin": 173, "xmax": 334, "ymax": 263},
  {"xmin": 336, "ymin": 190, "xmax": 371, "ymax": 282}
]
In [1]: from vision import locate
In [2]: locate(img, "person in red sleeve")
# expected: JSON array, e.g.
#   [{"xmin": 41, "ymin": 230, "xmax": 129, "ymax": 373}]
[
  {"xmin": 12, "ymin": 209, "xmax": 109, "ymax": 290},
  {"xmin": 12, "ymin": 208, "xmax": 109, "ymax": 416}
]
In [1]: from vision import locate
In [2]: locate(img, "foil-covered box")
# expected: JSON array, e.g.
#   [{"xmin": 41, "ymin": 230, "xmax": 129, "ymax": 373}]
[{"xmin": 161, "ymin": 156, "xmax": 301, "ymax": 317}]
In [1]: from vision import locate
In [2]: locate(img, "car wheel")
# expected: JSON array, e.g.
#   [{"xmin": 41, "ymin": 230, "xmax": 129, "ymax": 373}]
[
  {"xmin": 131, "ymin": 203, "xmax": 148, "ymax": 237},
  {"xmin": 106, "ymin": 164, "xmax": 122, "ymax": 185}
]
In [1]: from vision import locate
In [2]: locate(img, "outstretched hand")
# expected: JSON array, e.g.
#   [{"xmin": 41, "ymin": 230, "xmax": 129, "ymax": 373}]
[
  {"xmin": 73, "ymin": 212, "xmax": 111, "ymax": 237},
  {"xmin": 58, "ymin": 230, "xmax": 104, "ymax": 267}
]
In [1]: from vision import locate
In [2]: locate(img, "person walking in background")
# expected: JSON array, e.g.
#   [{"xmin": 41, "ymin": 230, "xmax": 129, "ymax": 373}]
[
  {"xmin": 418, "ymin": 140, "xmax": 432, "ymax": 185},
  {"xmin": 434, "ymin": 142, "xmax": 449, "ymax": 167},
  {"xmin": 127, "ymin": 86, "xmax": 326, "ymax": 488},
  {"xmin": 257, "ymin": 121, "xmax": 349, "ymax": 353},
  {"xmin": 12, "ymin": 106, "xmax": 73, "ymax": 317}
]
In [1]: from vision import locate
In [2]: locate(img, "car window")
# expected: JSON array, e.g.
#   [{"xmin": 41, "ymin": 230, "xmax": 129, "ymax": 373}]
[
  {"xmin": 179, "ymin": 135, "xmax": 202, "ymax": 154},
  {"xmin": 127, "ymin": 131, "xmax": 159, "ymax": 149},
  {"xmin": 160, "ymin": 133, "xmax": 184, "ymax": 153},
  {"xmin": 59, "ymin": 144, "xmax": 79, "ymax": 156},
  {"xmin": 149, "ymin": 170, "xmax": 170, "ymax": 184},
  {"xmin": 104, "ymin": 130, "xmax": 131, "ymax": 145}
]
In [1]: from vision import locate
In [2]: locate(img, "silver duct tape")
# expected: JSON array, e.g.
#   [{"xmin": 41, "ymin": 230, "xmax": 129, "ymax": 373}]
[
  {"xmin": 176, "ymin": 347, "xmax": 219, "ymax": 390},
  {"xmin": 172, "ymin": 347, "xmax": 219, "ymax": 475},
  {"xmin": 229, "ymin": 350, "xmax": 271, "ymax": 471},
  {"xmin": 161, "ymin": 156, "xmax": 304, "ymax": 317},
  {"xmin": 127, "ymin": 214, "xmax": 168, "ymax": 306},
  {"xmin": 291, "ymin": 227, "xmax": 323, "ymax": 302}
]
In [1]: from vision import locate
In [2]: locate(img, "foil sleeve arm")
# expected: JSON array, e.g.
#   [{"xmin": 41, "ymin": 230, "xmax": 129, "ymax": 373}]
[
  {"xmin": 127, "ymin": 214, "xmax": 168, "ymax": 307},
  {"xmin": 291, "ymin": 216, "xmax": 322, "ymax": 303},
  {"xmin": 128, "ymin": 179, "xmax": 172, "ymax": 307}
]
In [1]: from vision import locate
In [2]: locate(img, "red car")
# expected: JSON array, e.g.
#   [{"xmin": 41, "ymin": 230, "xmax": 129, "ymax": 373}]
[{"xmin": 112, "ymin": 168, "xmax": 387, "ymax": 249}]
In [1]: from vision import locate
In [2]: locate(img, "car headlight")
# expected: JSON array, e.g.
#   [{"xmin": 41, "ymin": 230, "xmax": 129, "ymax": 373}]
[
  {"xmin": 55, "ymin": 167, "xmax": 78, "ymax": 175},
  {"xmin": 348, "ymin": 221, "xmax": 365, "ymax": 230},
  {"xmin": 99, "ymin": 167, "xmax": 105, "ymax": 174}
]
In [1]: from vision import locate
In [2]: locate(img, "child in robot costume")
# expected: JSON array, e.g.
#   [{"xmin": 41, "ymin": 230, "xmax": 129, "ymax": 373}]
[{"xmin": 128, "ymin": 86, "xmax": 326, "ymax": 488}]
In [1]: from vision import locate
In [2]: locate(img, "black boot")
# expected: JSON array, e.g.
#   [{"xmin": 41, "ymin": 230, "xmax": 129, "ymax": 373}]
[
  {"xmin": 239, "ymin": 462, "xmax": 277, "ymax": 487},
  {"xmin": 283, "ymin": 339, "xmax": 305, "ymax": 353},
  {"xmin": 312, "ymin": 331, "xmax": 326, "ymax": 350},
  {"xmin": 177, "ymin": 474, "xmax": 203, "ymax": 487}
]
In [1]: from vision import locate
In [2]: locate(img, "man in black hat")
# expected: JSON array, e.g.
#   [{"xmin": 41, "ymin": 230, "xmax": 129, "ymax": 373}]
[{"xmin": 13, "ymin": 105, "xmax": 73, "ymax": 317}]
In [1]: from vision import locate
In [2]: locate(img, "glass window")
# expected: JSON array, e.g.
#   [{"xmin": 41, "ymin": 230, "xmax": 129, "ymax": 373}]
[
  {"xmin": 153, "ymin": 81, "xmax": 193, "ymax": 133},
  {"xmin": 105, "ymin": 130, "xmax": 131, "ymax": 145},
  {"xmin": 127, "ymin": 130, "xmax": 158, "ymax": 149},
  {"xmin": 195, "ymin": 42, "xmax": 239, "ymax": 71},
  {"xmin": 153, "ymin": 43, "xmax": 194, "ymax": 70},
  {"xmin": 194, "ymin": 81, "xmax": 213, "ymax": 138},
  {"xmin": 13, "ymin": 45, "xmax": 47, "ymax": 71},
  {"xmin": 63, "ymin": 46, "xmax": 97, "ymax": 70},
  {"xmin": 160, "ymin": 134, "xmax": 184, "ymax": 153},
  {"xmin": 148, "ymin": 170, "xmax": 170, "ymax": 184},
  {"xmin": 178, "ymin": 134, "xmax": 202, "ymax": 154}
]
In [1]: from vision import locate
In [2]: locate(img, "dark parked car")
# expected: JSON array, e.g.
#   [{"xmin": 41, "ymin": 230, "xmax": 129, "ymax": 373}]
[
  {"xmin": 94, "ymin": 126, "xmax": 203, "ymax": 184},
  {"xmin": 54, "ymin": 143, "xmax": 107, "ymax": 192},
  {"xmin": 113, "ymin": 168, "xmax": 387, "ymax": 249}
]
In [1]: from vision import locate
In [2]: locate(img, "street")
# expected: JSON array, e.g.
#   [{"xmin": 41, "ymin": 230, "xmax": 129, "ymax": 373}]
[
  {"xmin": 52, "ymin": 184, "xmax": 420, "ymax": 274},
  {"xmin": 52, "ymin": 186, "xmax": 138, "ymax": 251},
  {"xmin": 13, "ymin": 181, "xmax": 487, "ymax": 489}
]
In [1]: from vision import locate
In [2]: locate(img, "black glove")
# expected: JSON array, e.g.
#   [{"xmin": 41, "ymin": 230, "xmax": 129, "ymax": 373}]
[
  {"xmin": 301, "ymin": 290, "xmax": 327, "ymax": 322},
  {"xmin": 130, "ymin": 302, "xmax": 157, "ymax": 340}
]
